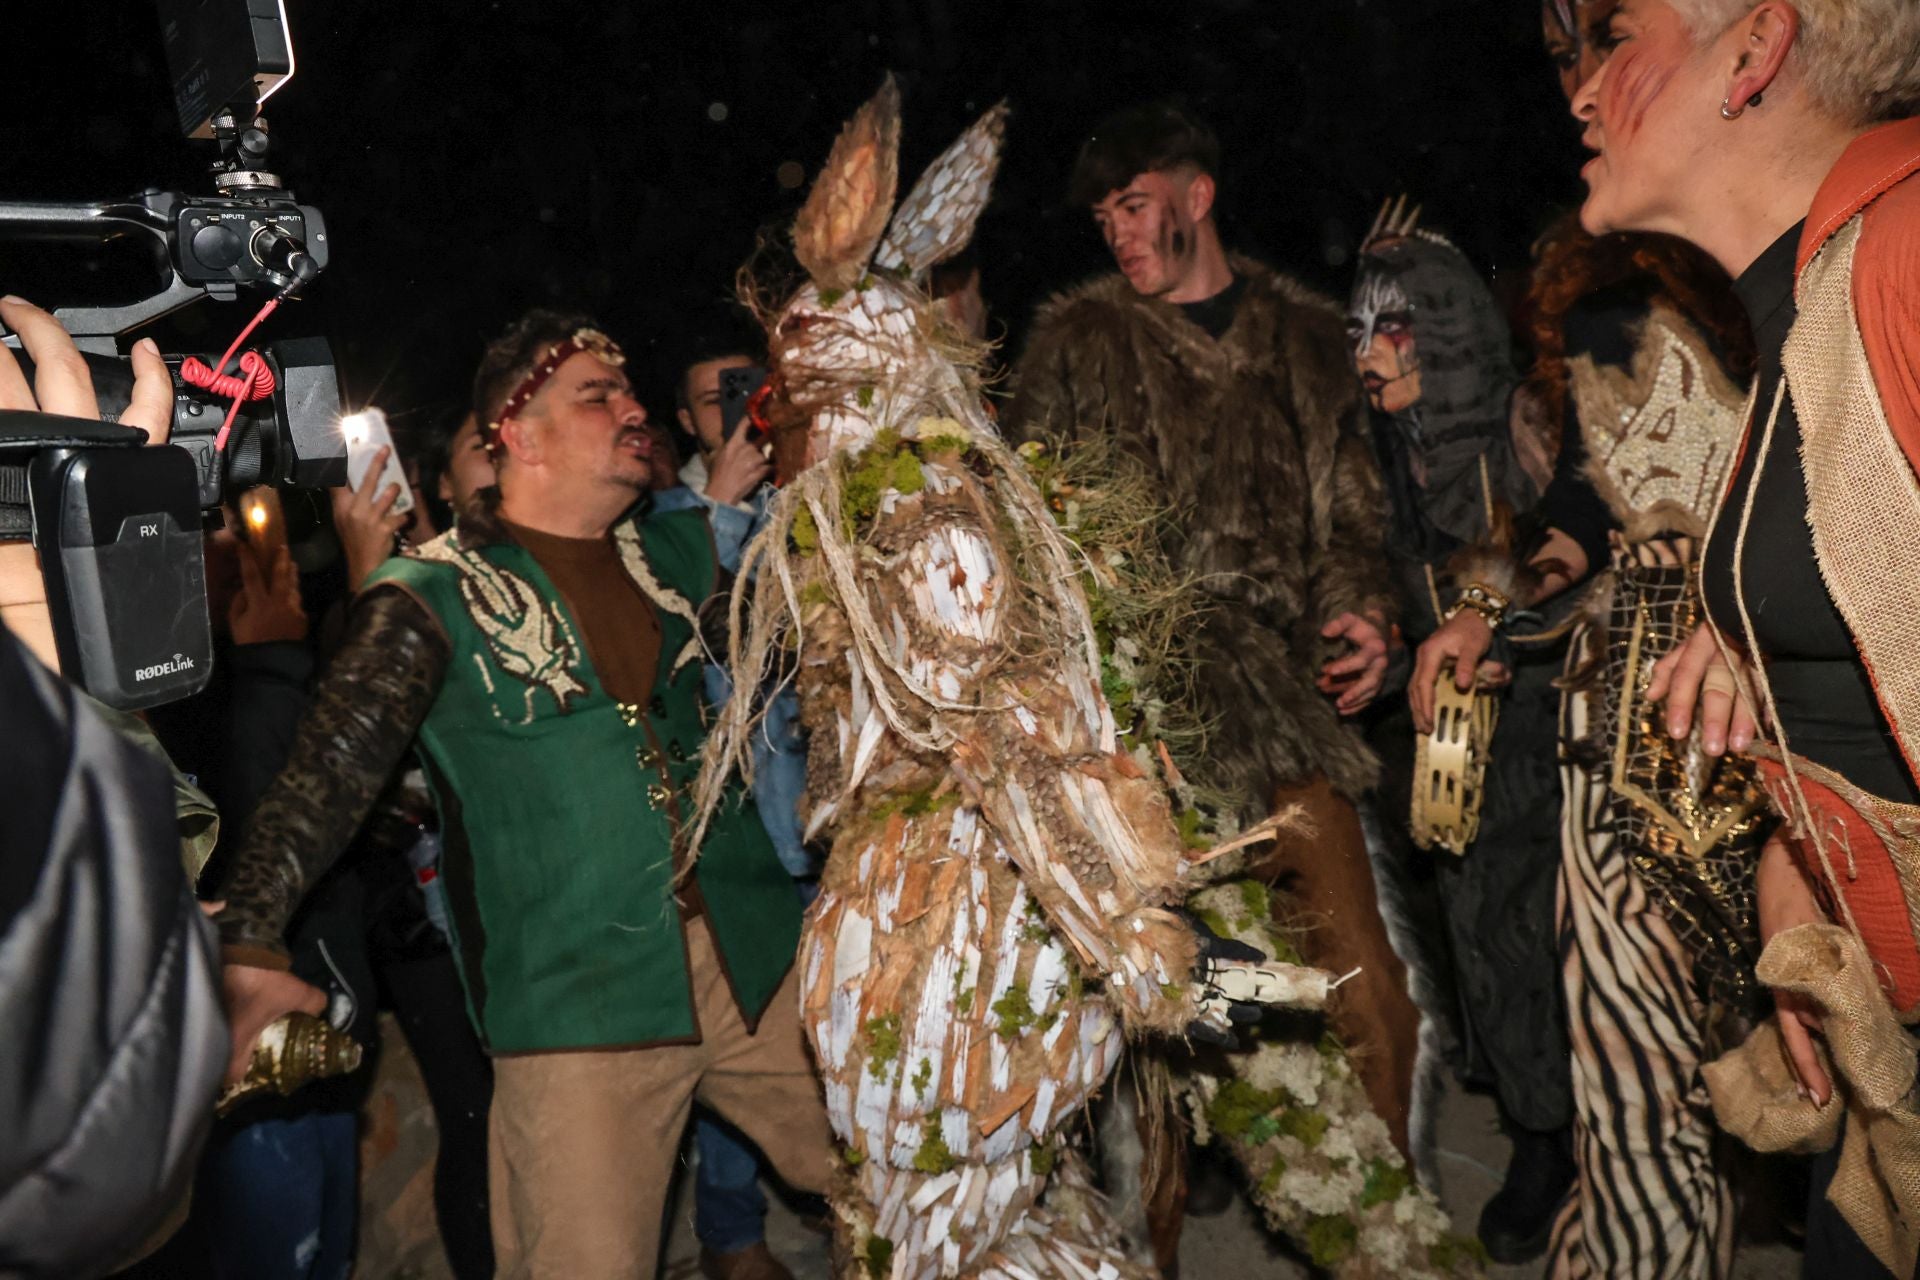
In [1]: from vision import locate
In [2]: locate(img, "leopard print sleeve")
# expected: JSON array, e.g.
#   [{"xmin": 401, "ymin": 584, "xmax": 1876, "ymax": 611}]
[{"xmin": 214, "ymin": 586, "xmax": 451, "ymax": 965}]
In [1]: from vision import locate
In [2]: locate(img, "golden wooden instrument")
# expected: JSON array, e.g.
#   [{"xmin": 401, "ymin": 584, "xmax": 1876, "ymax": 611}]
[{"xmin": 1411, "ymin": 666, "xmax": 1499, "ymax": 856}]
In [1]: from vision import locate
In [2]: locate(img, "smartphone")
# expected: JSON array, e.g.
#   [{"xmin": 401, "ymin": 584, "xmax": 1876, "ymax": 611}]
[
  {"xmin": 341, "ymin": 408, "xmax": 416, "ymax": 516},
  {"xmin": 237, "ymin": 484, "xmax": 288, "ymax": 556},
  {"xmin": 718, "ymin": 364, "xmax": 768, "ymax": 441}
]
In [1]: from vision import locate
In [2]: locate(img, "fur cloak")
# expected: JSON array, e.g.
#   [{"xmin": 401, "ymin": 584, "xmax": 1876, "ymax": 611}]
[{"xmin": 1007, "ymin": 256, "xmax": 1392, "ymax": 804}]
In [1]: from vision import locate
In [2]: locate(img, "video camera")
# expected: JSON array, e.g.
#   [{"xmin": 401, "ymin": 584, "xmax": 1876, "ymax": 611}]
[{"xmin": 0, "ymin": 0, "xmax": 347, "ymax": 709}]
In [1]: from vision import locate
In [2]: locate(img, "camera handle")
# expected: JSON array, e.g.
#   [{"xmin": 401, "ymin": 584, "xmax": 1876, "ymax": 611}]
[
  {"xmin": 0, "ymin": 117, "xmax": 321, "ymax": 355},
  {"xmin": 0, "ymin": 196, "xmax": 210, "ymax": 354}
]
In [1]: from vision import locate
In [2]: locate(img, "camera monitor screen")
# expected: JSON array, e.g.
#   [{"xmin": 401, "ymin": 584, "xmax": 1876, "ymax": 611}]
[{"xmin": 157, "ymin": 0, "xmax": 294, "ymax": 139}]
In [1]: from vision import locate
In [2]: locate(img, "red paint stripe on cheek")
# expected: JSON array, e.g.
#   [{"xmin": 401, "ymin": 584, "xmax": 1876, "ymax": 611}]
[{"xmin": 1602, "ymin": 46, "xmax": 1676, "ymax": 141}]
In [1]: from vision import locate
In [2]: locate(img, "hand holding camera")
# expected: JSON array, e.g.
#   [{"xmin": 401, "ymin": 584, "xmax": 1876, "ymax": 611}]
[{"xmin": 0, "ymin": 298, "xmax": 175, "ymax": 671}]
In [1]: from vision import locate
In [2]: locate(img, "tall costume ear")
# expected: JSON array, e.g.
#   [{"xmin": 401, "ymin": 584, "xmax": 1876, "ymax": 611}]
[
  {"xmin": 874, "ymin": 101, "xmax": 1009, "ymax": 282},
  {"xmin": 792, "ymin": 76, "xmax": 903, "ymax": 292}
]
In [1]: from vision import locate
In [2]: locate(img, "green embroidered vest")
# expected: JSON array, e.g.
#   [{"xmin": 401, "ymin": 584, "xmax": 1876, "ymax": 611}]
[{"xmin": 368, "ymin": 509, "xmax": 798, "ymax": 1052}]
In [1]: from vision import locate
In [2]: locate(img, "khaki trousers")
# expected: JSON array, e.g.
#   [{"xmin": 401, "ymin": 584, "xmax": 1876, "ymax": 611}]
[{"xmin": 488, "ymin": 919, "xmax": 834, "ymax": 1279}]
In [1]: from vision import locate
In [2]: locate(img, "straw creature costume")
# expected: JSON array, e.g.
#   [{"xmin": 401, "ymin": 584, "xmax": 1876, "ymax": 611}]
[{"xmin": 689, "ymin": 82, "xmax": 1326, "ymax": 1279}]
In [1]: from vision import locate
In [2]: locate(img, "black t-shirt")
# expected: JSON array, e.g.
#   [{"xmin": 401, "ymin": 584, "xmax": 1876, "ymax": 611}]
[
  {"xmin": 1700, "ymin": 222, "xmax": 1919, "ymax": 803},
  {"xmin": 1178, "ymin": 274, "xmax": 1247, "ymax": 340}
]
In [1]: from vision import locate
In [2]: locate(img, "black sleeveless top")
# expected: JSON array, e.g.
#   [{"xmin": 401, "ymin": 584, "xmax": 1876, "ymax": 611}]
[{"xmin": 1700, "ymin": 222, "xmax": 1919, "ymax": 804}]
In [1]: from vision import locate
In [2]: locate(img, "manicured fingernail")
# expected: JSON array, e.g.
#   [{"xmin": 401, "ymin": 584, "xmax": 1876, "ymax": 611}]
[
  {"xmin": 1797, "ymin": 1085, "xmax": 1809, "ymax": 1101},
  {"xmin": 136, "ymin": 337, "xmax": 159, "ymax": 355}
]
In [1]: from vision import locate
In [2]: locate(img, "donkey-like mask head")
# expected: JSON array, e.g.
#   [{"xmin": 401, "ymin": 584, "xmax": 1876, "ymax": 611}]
[{"xmin": 765, "ymin": 77, "xmax": 1007, "ymax": 472}]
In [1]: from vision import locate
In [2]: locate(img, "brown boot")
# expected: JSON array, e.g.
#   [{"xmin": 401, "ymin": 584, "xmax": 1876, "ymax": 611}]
[
  {"xmin": 699, "ymin": 1241, "xmax": 797, "ymax": 1280},
  {"xmin": 1250, "ymin": 773, "xmax": 1421, "ymax": 1161}
]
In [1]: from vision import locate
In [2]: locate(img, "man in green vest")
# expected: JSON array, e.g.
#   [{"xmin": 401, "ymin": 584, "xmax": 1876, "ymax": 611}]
[{"xmin": 214, "ymin": 309, "xmax": 831, "ymax": 1278}]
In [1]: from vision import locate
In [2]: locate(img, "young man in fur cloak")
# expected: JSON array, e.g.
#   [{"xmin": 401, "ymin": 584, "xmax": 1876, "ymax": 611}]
[{"xmin": 1006, "ymin": 102, "xmax": 1424, "ymax": 1168}]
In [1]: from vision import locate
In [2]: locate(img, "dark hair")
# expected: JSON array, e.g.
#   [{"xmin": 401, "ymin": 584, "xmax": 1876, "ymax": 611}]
[
  {"xmin": 668, "ymin": 305, "xmax": 767, "ymax": 410},
  {"xmin": 1067, "ymin": 100, "xmax": 1221, "ymax": 208},
  {"xmin": 929, "ymin": 244, "xmax": 980, "ymax": 301},
  {"xmin": 471, "ymin": 308, "xmax": 600, "ymax": 426}
]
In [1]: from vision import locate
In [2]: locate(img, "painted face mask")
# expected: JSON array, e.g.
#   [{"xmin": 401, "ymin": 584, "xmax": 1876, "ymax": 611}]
[{"xmin": 1348, "ymin": 265, "xmax": 1422, "ymax": 418}]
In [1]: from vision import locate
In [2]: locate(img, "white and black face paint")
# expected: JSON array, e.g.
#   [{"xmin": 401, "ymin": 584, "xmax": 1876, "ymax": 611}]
[{"xmin": 1346, "ymin": 270, "xmax": 1412, "ymax": 360}]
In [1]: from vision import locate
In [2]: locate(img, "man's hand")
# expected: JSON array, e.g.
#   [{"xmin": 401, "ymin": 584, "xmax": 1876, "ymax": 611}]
[
  {"xmin": 0, "ymin": 297, "xmax": 173, "ymax": 440},
  {"xmin": 220, "ymin": 963, "xmax": 328, "ymax": 1087},
  {"xmin": 0, "ymin": 298, "xmax": 173, "ymax": 669},
  {"xmin": 1317, "ymin": 612, "xmax": 1392, "ymax": 717},
  {"xmin": 329, "ymin": 446, "xmax": 410, "ymax": 591},
  {"xmin": 702, "ymin": 427, "xmax": 772, "ymax": 507},
  {"xmin": 1410, "ymin": 610, "xmax": 1509, "ymax": 733},
  {"xmin": 1645, "ymin": 624, "xmax": 1759, "ymax": 756},
  {"xmin": 228, "ymin": 536, "xmax": 308, "ymax": 646},
  {"xmin": 1756, "ymin": 833, "xmax": 1833, "ymax": 1105}
]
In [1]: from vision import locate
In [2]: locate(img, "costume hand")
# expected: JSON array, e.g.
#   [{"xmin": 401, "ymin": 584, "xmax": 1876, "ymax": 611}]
[
  {"xmin": 1410, "ymin": 610, "xmax": 1498, "ymax": 733},
  {"xmin": 228, "ymin": 536, "xmax": 308, "ymax": 646},
  {"xmin": 220, "ymin": 962, "xmax": 328, "ymax": 1087},
  {"xmin": 702, "ymin": 427, "xmax": 772, "ymax": 507},
  {"xmin": 329, "ymin": 446, "xmax": 409, "ymax": 590},
  {"xmin": 0, "ymin": 298, "xmax": 173, "ymax": 668},
  {"xmin": 1645, "ymin": 624, "xmax": 1759, "ymax": 756},
  {"xmin": 1318, "ymin": 612, "xmax": 1391, "ymax": 716},
  {"xmin": 1183, "ymin": 911, "xmax": 1268, "ymax": 1042}
]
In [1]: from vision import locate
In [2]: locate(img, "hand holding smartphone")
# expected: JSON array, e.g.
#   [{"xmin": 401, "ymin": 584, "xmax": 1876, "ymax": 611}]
[
  {"xmin": 341, "ymin": 408, "xmax": 415, "ymax": 517},
  {"xmin": 717, "ymin": 365, "xmax": 768, "ymax": 442}
]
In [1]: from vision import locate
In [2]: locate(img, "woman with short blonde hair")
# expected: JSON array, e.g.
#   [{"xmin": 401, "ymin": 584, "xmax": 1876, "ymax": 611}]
[{"xmin": 1574, "ymin": 1, "xmax": 1920, "ymax": 1275}]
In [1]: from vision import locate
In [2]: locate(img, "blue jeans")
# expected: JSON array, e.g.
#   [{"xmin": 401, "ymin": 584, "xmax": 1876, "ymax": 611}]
[
  {"xmin": 693, "ymin": 1111, "xmax": 769, "ymax": 1254},
  {"xmin": 693, "ymin": 879, "xmax": 819, "ymax": 1253},
  {"xmin": 199, "ymin": 1109, "xmax": 358, "ymax": 1280}
]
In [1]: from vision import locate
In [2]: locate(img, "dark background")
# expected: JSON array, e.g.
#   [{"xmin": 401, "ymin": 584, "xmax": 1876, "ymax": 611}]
[{"xmin": 1, "ymin": 0, "xmax": 1584, "ymax": 447}]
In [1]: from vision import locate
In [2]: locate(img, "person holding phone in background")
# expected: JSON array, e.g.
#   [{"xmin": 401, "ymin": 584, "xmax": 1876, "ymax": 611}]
[{"xmin": 653, "ymin": 310, "xmax": 816, "ymax": 1280}]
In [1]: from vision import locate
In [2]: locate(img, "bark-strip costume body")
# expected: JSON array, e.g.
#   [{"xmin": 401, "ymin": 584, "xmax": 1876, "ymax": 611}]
[{"xmin": 689, "ymin": 83, "xmax": 1327, "ymax": 1279}]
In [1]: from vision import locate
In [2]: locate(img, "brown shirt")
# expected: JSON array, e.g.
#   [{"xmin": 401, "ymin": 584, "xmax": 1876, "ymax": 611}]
[
  {"xmin": 503, "ymin": 519, "xmax": 707, "ymax": 916},
  {"xmin": 504, "ymin": 520, "xmax": 662, "ymax": 705}
]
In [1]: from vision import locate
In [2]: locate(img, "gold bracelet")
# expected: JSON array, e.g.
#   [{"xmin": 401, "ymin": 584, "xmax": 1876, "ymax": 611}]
[{"xmin": 1442, "ymin": 581, "xmax": 1511, "ymax": 631}]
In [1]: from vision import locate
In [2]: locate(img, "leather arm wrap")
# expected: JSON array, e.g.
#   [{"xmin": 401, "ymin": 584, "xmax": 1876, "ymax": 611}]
[{"xmin": 213, "ymin": 587, "xmax": 450, "ymax": 961}]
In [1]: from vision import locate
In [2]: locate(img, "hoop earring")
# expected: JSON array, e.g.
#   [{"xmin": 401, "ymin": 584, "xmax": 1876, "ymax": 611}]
[{"xmin": 1720, "ymin": 96, "xmax": 1745, "ymax": 120}]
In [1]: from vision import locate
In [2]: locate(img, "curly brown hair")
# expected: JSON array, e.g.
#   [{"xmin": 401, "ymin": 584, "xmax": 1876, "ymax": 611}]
[{"xmin": 1521, "ymin": 213, "xmax": 1756, "ymax": 456}]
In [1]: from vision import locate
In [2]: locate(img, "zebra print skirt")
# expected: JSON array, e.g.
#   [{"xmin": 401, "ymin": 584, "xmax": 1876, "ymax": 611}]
[{"xmin": 1545, "ymin": 556, "xmax": 1769, "ymax": 1279}]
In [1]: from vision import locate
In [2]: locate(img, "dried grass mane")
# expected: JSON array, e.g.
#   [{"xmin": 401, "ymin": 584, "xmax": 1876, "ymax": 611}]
[{"xmin": 681, "ymin": 262, "xmax": 1120, "ymax": 866}]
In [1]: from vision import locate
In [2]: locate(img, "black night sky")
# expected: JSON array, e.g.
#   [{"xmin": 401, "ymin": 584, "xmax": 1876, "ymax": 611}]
[{"xmin": 2, "ymin": 1, "xmax": 1583, "ymax": 447}]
